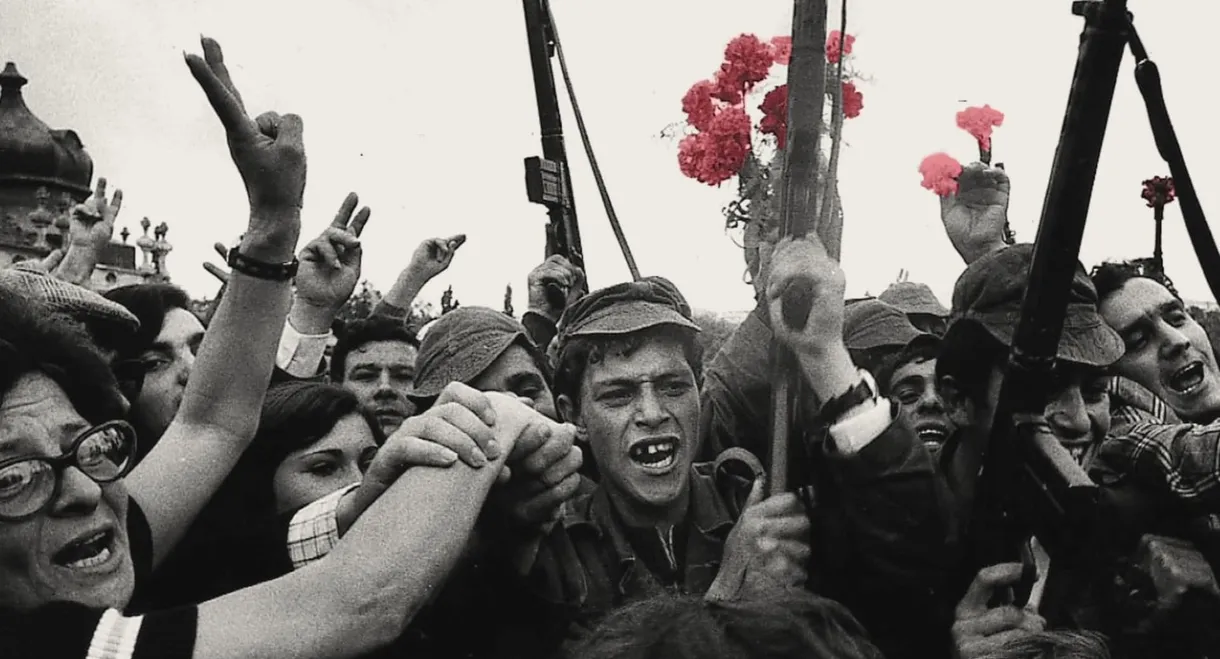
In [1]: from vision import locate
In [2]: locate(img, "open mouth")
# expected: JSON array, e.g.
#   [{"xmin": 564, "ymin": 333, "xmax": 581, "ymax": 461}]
[
  {"xmin": 628, "ymin": 437, "xmax": 678, "ymax": 471},
  {"xmin": 53, "ymin": 529, "xmax": 115, "ymax": 570},
  {"xmin": 1167, "ymin": 362, "xmax": 1207, "ymax": 396},
  {"xmin": 914, "ymin": 423, "xmax": 949, "ymax": 448}
]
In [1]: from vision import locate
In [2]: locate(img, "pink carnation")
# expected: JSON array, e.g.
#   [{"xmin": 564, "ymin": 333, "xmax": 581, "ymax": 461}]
[
  {"xmin": 919, "ymin": 152, "xmax": 963, "ymax": 196},
  {"xmin": 770, "ymin": 36, "xmax": 792, "ymax": 65},
  {"xmin": 956, "ymin": 105, "xmax": 1005, "ymax": 151},
  {"xmin": 712, "ymin": 34, "xmax": 774, "ymax": 102},
  {"xmin": 682, "ymin": 80, "xmax": 717, "ymax": 132},
  {"xmin": 678, "ymin": 107, "xmax": 752, "ymax": 186},
  {"xmin": 758, "ymin": 85, "xmax": 788, "ymax": 148},
  {"xmin": 826, "ymin": 31, "xmax": 855, "ymax": 64},
  {"xmin": 841, "ymin": 81, "xmax": 864, "ymax": 119}
]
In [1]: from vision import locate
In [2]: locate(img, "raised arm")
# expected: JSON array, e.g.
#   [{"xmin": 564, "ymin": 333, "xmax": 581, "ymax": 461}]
[
  {"xmin": 373, "ymin": 234, "xmax": 466, "ymax": 318},
  {"xmin": 125, "ymin": 36, "xmax": 305, "ymax": 566}
]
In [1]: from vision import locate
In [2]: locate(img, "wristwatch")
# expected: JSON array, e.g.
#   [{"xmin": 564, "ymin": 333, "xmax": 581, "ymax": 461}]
[{"xmin": 226, "ymin": 248, "xmax": 299, "ymax": 282}]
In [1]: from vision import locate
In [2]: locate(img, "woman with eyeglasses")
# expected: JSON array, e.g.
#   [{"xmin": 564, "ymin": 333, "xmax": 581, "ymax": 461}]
[
  {"xmin": 0, "ymin": 36, "xmax": 541, "ymax": 659},
  {"xmin": 0, "ymin": 286, "xmax": 544, "ymax": 658}
]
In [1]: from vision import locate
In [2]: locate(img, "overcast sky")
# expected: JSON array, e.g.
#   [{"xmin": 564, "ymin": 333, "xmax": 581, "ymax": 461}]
[{"xmin": 4, "ymin": 0, "xmax": 1218, "ymax": 313}]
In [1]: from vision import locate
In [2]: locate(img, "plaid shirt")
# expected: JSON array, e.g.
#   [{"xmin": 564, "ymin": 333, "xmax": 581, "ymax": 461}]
[
  {"xmin": 287, "ymin": 483, "xmax": 359, "ymax": 570},
  {"xmin": 1091, "ymin": 420, "xmax": 1220, "ymax": 531},
  {"xmin": 1108, "ymin": 376, "xmax": 1180, "ymax": 436}
]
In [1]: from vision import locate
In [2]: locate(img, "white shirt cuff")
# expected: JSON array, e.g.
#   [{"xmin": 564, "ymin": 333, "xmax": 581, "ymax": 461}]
[
  {"xmin": 287, "ymin": 483, "xmax": 359, "ymax": 570},
  {"xmin": 827, "ymin": 370, "xmax": 890, "ymax": 455},
  {"xmin": 276, "ymin": 319, "xmax": 331, "ymax": 379}
]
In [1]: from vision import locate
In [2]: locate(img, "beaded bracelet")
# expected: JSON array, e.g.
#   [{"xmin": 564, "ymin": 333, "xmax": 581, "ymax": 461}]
[{"xmin": 226, "ymin": 248, "xmax": 299, "ymax": 282}]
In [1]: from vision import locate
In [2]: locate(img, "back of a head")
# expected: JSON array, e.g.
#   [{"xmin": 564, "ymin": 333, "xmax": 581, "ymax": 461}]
[
  {"xmin": 977, "ymin": 631, "xmax": 1110, "ymax": 659},
  {"xmin": 566, "ymin": 592, "xmax": 884, "ymax": 659}
]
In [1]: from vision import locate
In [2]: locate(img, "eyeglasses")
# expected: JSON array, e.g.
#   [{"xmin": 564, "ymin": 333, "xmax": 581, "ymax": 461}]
[{"xmin": 0, "ymin": 421, "xmax": 137, "ymax": 522}]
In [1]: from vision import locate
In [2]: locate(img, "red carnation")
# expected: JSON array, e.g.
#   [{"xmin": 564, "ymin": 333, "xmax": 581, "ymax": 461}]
[
  {"xmin": 770, "ymin": 36, "xmax": 792, "ymax": 65},
  {"xmin": 678, "ymin": 106, "xmax": 752, "ymax": 186},
  {"xmin": 841, "ymin": 81, "xmax": 863, "ymax": 119},
  {"xmin": 682, "ymin": 80, "xmax": 717, "ymax": 132},
  {"xmin": 1141, "ymin": 176, "xmax": 1176, "ymax": 208},
  {"xmin": 758, "ymin": 85, "xmax": 789, "ymax": 148},
  {"xmin": 711, "ymin": 66, "xmax": 744, "ymax": 104},
  {"xmin": 919, "ymin": 153, "xmax": 963, "ymax": 197},
  {"xmin": 712, "ymin": 34, "xmax": 774, "ymax": 103},
  {"xmin": 956, "ymin": 104, "xmax": 1005, "ymax": 152},
  {"xmin": 826, "ymin": 31, "xmax": 855, "ymax": 64}
]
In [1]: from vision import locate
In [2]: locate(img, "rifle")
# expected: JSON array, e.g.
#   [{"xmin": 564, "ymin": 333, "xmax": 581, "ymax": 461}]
[
  {"xmin": 522, "ymin": 0, "xmax": 641, "ymax": 308},
  {"xmin": 522, "ymin": 0, "xmax": 586, "ymax": 309},
  {"xmin": 967, "ymin": 0, "xmax": 1220, "ymax": 617}
]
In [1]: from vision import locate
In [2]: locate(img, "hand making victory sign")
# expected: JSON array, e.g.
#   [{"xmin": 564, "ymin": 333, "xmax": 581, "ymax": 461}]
[{"xmin": 185, "ymin": 36, "xmax": 305, "ymax": 261}]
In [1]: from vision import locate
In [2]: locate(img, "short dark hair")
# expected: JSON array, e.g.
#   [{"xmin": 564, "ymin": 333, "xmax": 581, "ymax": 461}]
[
  {"xmin": 553, "ymin": 325, "xmax": 703, "ymax": 410},
  {"xmin": 103, "ymin": 283, "xmax": 193, "ymax": 360},
  {"xmin": 566, "ymin": 591, "xmax": 883, "ymax": 659},
  {"xmin": 330, "ymin": 315, "xmax": 420, "ymax": 382},
  {"xmin": 1090, "ymin": 261, "xmax": 1181, "ymax": 304},
  {"xmin": 876, "ymin": 339, "xmax": 941, "ymax": 396},
  {"xmin": 936, "ymin": 320, "xmax": 1008, "ymax": 407},
  {"xmin": 0, "ymin": 288, "xmax": 126, "ymax": 427}
]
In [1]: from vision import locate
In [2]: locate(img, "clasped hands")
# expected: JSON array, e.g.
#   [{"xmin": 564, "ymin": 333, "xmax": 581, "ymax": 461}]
[{"xmin": 338, "ymin": 383, "xmax": 583, "ymax": 533}]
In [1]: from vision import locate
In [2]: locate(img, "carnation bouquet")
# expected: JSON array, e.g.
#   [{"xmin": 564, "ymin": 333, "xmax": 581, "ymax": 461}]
[{"xmin": 671, "ymin": 30, "xmax": 865, "ymax": 259}]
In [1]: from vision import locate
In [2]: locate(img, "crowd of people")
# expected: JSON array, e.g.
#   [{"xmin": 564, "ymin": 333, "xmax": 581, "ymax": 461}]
[{"xmin": 2, "ymin": 37, "xmax": 1219, "ymax": 659}]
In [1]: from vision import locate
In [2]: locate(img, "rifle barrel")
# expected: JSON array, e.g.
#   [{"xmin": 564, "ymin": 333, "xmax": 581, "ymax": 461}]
[
  {"xmin": 969, "ymin": 0, "xmax": 1129, "ymax": 572},
  {"xmin": 523, "ymin": 0, "xmax": 585, "ymax": 268}
]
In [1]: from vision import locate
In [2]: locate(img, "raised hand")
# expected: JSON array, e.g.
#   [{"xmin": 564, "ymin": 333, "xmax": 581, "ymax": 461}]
[
  {"xmin": 185, "ymin": 37, "xmax": 305, "ymax": 256},
  {"xmin": 407, "ymin": 234, "xmax": 466, "ymax": 282},
  {"xmin": 68, "ymin": 178, "xmax": 122, "ymax": 251},
  {"xmin": 527, "ymin": 254, "xmax": 587, "ymax": 322},
  {"xmin": 294, "ymin": 192, "xmax": 370, "ymax": 314},
  {"xmin": 952, "ymin": 563, "xmax": 1046, "ymax": 659},
  {"xmin": 940, "ymin": 162, "xmax": 1011, "ymax": 265}
]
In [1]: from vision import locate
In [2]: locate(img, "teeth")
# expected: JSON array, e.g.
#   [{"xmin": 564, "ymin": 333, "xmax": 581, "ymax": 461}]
[{"xmin": 68, "ymin": 546, "xmax": 110, "ymax": 569}]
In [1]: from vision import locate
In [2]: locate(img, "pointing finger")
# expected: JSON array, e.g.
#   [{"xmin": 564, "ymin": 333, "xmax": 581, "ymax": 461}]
[
  {"xmin": 109, "ymin": 189, "xmax": 123, "ymax": 216},
  {"xmin": 212, "ymin": 242, "xmax": 228, "ymax": 260},
  {"xmin": 94, "ymin": 178, "xmax": 107, "ymax": 204}
]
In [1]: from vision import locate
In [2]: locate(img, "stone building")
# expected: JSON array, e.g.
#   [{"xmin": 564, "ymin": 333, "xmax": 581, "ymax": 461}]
[{"xmin": 0, "ymin": 61, "xmax": 168, "ymax": 291}]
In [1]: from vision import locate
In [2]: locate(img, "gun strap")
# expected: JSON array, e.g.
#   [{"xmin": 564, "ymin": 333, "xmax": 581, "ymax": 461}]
[{"xmin": 544, "ymin": 2, "xmax": 641, "ymax": 281}]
